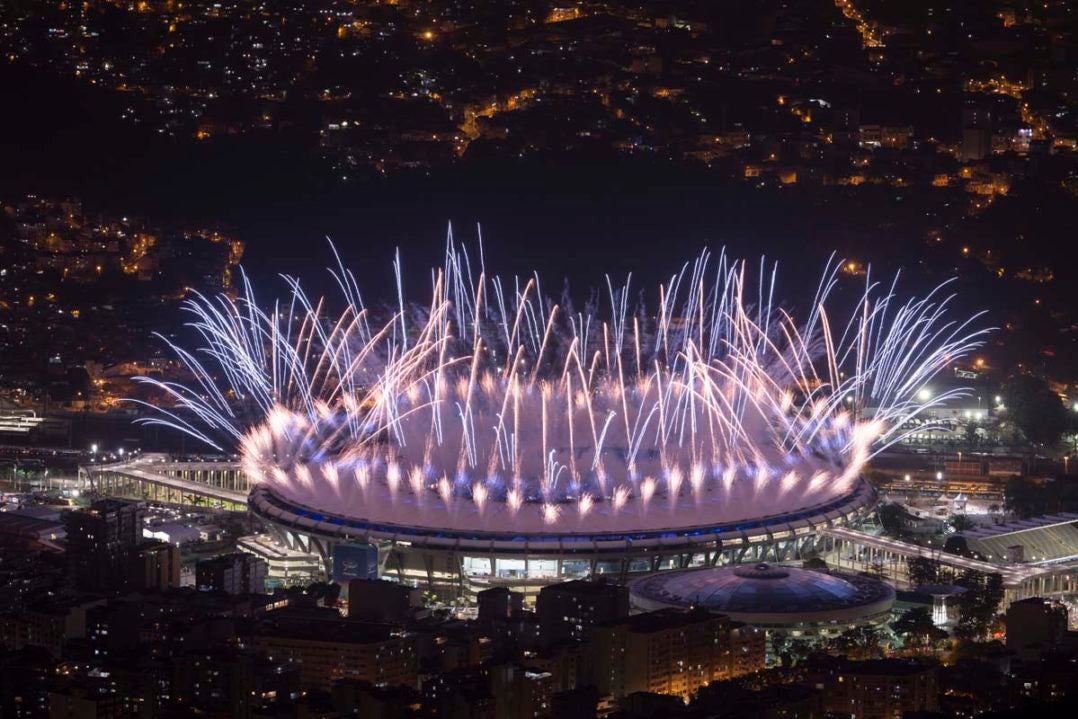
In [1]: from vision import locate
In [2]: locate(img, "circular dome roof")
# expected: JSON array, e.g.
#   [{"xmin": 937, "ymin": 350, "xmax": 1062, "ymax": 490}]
[{"xmin": 628, "ymin": 563, "xmax": 895, "ymax": 625}]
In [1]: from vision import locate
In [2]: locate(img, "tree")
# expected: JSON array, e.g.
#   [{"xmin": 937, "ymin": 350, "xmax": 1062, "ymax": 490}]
[
  {"xmin": 893, "ymin": 607, "xmax": 948, "ymax": 648},
  {"xmin": 1004, "ymin": 374, "xmax": 1069, "ymax": 447},
  {"xmin": 893, "ymin": 607, "xmax": 934, "ymax": 637},
  {"xmin": 691, "ymin": 683, "xmax": 756, "ymax": 716},
  {"xmin": 1005, "ymin": 476, "xmax": 1078, "ymax": 518},
  {"xmin": 301, "ymin": 581, "xmax": 341, "ymax": 607},
  {"xmin": 1004, "ymin": 476, "xmax": 1043, "ymax": 517},
  {"xmin": 948, "ymin": 514, "xmax": 976, "ymax": 533},
  {"xmin": 878, "ymin": 502, "xmax": 909, "ymax": 537},
  {"xmin": 907, "ymin": 556, "xmax": 940, "ymax": 587},
  {"xmin": 954, "ymin": 570, "xmax": 1004, "ymax": 641},
  {"xmin": 183, "ymin": 493, "xmax": 206, "ymax": 508},
  {"xmin": 773, "ymin": 635, "xmax": 814, "ymax": 667},
  {"xmin": 830, "ymin": 626, "xmax": 885, "ymax": 659}
]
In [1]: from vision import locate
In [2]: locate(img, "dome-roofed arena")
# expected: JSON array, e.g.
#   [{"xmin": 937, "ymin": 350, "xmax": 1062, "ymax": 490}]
[
  {"xmin": 628, "ymin": 563, "xmax": 896, "ymax": 637},
  {"xmin": 133, "ymin": 242, "xmax": 987, "ymax": 596}
]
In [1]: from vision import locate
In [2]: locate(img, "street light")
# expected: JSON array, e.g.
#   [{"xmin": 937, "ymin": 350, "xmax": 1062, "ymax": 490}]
[{"xmin": 918, "ymin": 388, "xmax": 932, "ymax": 402}]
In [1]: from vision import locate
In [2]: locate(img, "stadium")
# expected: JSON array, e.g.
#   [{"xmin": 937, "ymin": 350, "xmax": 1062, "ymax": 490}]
[
  {"xmin": 132, "ymin": 243, "xmax": 986, "ymax": 597},
  {"xmin": 248, "ymin": 472, "xmax": 878, "ymax": 595}
]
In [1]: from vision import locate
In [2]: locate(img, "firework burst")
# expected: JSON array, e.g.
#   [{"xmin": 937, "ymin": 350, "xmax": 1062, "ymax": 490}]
[{"xmin": 131, "ymin": 236, "xmax": 988, "ymax": 532}]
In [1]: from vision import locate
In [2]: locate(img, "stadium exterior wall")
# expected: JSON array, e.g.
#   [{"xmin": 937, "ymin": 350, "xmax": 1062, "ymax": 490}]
[{"xmin": 249, "ymin": 478, "xmax": 878, "ymax": 599}]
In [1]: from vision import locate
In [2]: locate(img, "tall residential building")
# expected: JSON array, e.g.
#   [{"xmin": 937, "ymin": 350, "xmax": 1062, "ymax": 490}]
[
  {"xmin": 0, "ymin": 599, "xmax": 104, "ymax": 658},
  {"xmin": 196, "ymin": 552, "xmax": 268, "ymax": 595},
  {"xmin": 490, "ymin": 663, "xmax": 554, "ymax": 719},
  {"xmin": 584, "ymin": 608, "xmax": 765, "ymax": 701},
  {"xmin": 253, "ymin": 611, "xmax": 417, "ymax": 691},
  {"xmin": 422, "ymin": 669, "xmax": 496, "ymax": 719},
  {"xmin": 826, "ymin": 659, "xmax": 939, "ymax": 719},
  {"xmin": 477, "ymin": 586, "xmax": 523, "ymax": 623},
  {"xmin": 347, "ymin": 579, "xmax": 423, "ymax": 622},
  {"xmin": 63, "ymin": 500, "xmax": 144, "ymax": 592},
  {"xmin": 536, "ymin": 579, "xmax": 629, "ymax": 643},
  {"xmin": 48, "ymin": 685, "xmax": 125, "ymax": 719},
  {"xmin": 1005, "ymin": 597, "xmax": 1069, "ymax": 660},
  {"xmin": 129, "ymin": 540, "xmax": 182, "ymax": 592},
  {"xmin": 960, "ymin": 103, "xmax": 993, "ymax": 161},
  {"xmin": 0, "ymin": 608, "xmax": 68, "ymax": 658},
  {"xmin": 171, "ymin": 648, "xmax": 257, "ymax": 719},
  {"xmin": 332, "ymin": 680, "xmax": 423, "ymax": 718}
]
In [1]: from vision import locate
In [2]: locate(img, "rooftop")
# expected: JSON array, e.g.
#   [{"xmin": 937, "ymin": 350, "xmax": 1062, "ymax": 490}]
[
  {"xmin": 840, "ymin": 658, "xmax": 938, "ymax": 677},
  {"xmin": 257, "ymin": 611, "xmax": 406, "ymax": 645},
  {"xmin": 958, "ymin": 514, "xmax": 1078, "ymax": 540},
  {"xmin": 629, "ymin": 563, "xmax": 895, "ymax": 619},
  {"xmin": 600, "ymin": 607, "xmax": 730, "ymax": 634},
  {"xmin": 540, "ymin": 579, "xmax": 626, "ymax": 597},
  {"xmin": 957, "ymin": 514, "xmax": 1078, "ymax": 564}
]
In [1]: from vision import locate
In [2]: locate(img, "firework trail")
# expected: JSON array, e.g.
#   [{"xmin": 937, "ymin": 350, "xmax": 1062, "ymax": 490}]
[{"xmin": 130, "ymin": 236, "xmax": 989, "ymax": 530}]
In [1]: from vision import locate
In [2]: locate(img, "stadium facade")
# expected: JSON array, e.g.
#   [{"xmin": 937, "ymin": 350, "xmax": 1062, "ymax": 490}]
[{"xmin": 249, "ymin": 476, "xmax": 878, "ymax": 598}]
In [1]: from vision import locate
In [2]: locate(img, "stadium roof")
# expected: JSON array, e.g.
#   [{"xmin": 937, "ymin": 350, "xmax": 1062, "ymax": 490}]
[{"xmin": 957, "ymin": 514, "xmax": 1078, "ymax": 564}]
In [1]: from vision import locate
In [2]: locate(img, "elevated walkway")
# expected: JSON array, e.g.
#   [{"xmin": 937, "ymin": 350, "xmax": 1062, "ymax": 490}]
[
  {"xmin": 84, "ymin": 460, "xmax": 247, "ymax": 510},
  {"xmin": 822, "ymin": 526, "xmax": 1078, "ymax": 603}
]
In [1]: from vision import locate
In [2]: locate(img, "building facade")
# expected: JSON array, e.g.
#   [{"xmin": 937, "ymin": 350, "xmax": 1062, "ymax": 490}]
[{"xmin": 585, "ymin": 608, "xmax": 765, "ymax": 701}]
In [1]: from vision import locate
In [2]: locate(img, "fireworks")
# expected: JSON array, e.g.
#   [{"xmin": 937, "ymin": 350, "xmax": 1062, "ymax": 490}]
[{"xmin": 132, "ymin": 238, "xmax": 988, "ymax": 534}]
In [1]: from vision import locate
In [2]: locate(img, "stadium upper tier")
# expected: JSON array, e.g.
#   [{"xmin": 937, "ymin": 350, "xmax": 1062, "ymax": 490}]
[
  {"xmin": 955, "ymin": 514, "xmax": 1078, "ymax": 564},
  {"xmin": 247, "ymin": 476, "xmax": 877, "ymax": 554}
]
